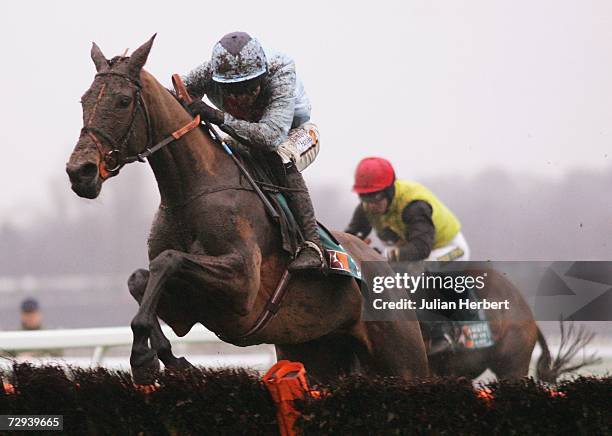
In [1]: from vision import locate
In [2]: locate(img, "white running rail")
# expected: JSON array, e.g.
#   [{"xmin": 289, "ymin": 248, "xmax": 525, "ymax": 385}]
[{"xmin": 0, "ymin": 325, "xmax": 257, "ymax": 364}]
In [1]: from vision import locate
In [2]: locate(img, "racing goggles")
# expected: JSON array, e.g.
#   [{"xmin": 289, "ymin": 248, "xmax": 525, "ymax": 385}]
[{"xmin": 359, "ymin": 191, "xmax": 387, "ymax": 204}]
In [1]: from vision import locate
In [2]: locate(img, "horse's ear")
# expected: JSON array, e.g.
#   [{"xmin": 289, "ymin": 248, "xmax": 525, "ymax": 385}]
[
  {"xmin": 91, "ymin": 42, "xmax": 109, "ymax": 72},
  {"xmin": 128, "ymin": 34, "xmax": 156, "ymax": 78}
]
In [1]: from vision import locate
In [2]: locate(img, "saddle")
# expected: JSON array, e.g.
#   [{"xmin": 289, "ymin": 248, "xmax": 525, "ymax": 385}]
[
  {"xmin": 393, "ymin": 265, "xmax": 494, "ymax": 353},
  {"xmin": 236, "ymin": 149, "xmax": 361, "ymax": 281}
]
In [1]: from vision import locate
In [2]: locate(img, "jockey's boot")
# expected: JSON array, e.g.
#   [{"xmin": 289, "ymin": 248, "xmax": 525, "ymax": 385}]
[{"xmin": 285, "ymin": 166, "xmax": 325, "ymax": 272}]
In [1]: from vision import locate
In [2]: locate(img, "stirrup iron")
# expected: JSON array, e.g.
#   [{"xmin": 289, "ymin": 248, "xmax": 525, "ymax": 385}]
[{"xmin": 301, "ymin": 240, "xmax": 324, "ymax": 264}]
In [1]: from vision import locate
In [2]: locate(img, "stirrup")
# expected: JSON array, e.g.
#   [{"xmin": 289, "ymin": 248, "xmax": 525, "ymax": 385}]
[
  {"xmin": 302, "ymin": 240, "xmax": 324, "ymax": 264},
  {"xmin": 429, "ymin": 333, "xmax": 454, "ymax": 355},
  {"xmin": 288, "ymin": 241, "xmax": 325, "ymax": 272}
]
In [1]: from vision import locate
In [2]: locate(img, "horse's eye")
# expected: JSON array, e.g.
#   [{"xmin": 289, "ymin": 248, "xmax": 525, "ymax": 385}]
[{"xmin": 118, "ymin": 95, "xmax": 132, "ymax": 108}]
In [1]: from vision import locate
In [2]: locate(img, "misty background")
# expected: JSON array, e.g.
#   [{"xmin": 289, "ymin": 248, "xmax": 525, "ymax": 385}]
[
  {"xmin": 0, "ymin": 1, "xmax": 610, "ymax": 354},
  {"xmin": 2, "ymin": 165, "xmax": 611, "ymax": 331}
]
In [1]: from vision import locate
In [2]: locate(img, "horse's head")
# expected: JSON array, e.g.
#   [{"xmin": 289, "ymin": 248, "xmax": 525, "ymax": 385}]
[{"xmin": 66, "ymin": 35, "xmax": 156, "ymax": 198}]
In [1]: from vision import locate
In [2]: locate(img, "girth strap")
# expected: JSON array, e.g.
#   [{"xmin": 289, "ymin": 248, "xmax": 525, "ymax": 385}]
[{"xmin": 218, "ymin": 270, "xmax": 292, "ymax": 344}]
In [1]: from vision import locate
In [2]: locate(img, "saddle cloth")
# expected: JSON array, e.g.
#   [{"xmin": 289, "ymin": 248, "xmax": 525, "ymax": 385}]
[{"xmin": 415, "ymin": 283, "xmax": 494, "ymax": 351}]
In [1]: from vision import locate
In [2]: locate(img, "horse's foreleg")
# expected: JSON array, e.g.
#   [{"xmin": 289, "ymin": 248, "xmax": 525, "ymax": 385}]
[
  {"xmin": 127, "ymin": 269, "xmax": 193, "ymax": 371},
  {"xmin": 129, "ymin": 253, "xmax": 181, "ymax": 384},
  {"xmin": 129, "ymin": 249, "xmax": 259, "ymax": 384}
]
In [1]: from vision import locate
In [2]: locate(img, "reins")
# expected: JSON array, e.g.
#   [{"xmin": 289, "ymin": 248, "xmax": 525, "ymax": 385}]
[{"xmin": 171, "ymin": 74, "xmax": 280, "ymax": 221}]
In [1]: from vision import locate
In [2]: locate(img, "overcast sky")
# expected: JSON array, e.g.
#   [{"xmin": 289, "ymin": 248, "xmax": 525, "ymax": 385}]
[{"xmin": 2, "ymin": 0, "xmax": 612, "ymax": 224}]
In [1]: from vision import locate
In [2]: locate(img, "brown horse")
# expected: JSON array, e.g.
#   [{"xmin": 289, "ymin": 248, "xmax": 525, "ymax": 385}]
[
  {"xmin": 66, "ymin": 36, "xmax": 428, "ymax": 384},
  {"xmin": 420, "ymin": 268, "xmax": 597, "ymax": 381}
]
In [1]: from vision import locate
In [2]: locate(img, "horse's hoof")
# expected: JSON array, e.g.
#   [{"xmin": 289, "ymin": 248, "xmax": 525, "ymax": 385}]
[
  {"xmin": 164, "ymin": 356, "xmax": 194, "ymax": 371},
  {"xmin": 132, "ymin": 365, "xmax": 159, "ymax": 385},
  {"xmin": 131, "ymin": 351, "xmax": 160, "ymax": 385},
  {"xmin": 174, "ymin": 357, "xmax": 194, "ymax": 370},
  {"xmin": 128, "ymin": 268, "xmax": 149, "ymax": 287}
]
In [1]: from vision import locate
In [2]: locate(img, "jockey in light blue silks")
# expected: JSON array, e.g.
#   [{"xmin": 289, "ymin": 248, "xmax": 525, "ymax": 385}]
[{"xmin": 184, "ymin": 31, "xmax": 323, "ymax": 272}]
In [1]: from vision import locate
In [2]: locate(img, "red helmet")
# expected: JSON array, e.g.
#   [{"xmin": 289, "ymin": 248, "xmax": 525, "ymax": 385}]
[{"xmin": 353, "ymin": 157, "xmax": 396, "ymax": 193}]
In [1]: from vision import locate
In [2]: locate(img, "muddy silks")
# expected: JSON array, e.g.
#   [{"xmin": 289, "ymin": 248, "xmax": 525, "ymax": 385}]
[{"xmin": 364, "ymin": 180, "xmax": 461, "ymax": 249}]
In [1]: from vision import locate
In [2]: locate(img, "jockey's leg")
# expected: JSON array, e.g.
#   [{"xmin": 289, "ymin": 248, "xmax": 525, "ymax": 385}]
[
  {"xmin": 284, "ymin": 164, "xmax": 325, "ymax": 272},
  {"xmin": 425, "ymin": 232, "xmax": 471, "ymax": 353},
  {"xmin": 274, "ymin": 122, "xmax": 324, "ymax": 272}
]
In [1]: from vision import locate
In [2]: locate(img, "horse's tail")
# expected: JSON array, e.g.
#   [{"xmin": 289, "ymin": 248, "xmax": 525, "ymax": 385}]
[
  {"xmin": 536, "ymin": 321, "xmax": 601, "ymax": 383},
  {"xmin": 535, "ymin": 327, "xmax": 555, "ymax": 382}
]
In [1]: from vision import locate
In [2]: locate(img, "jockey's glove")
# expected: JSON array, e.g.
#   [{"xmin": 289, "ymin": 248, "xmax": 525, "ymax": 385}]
[
  {"xmin": 188, "ymin": 100, "xmax": 224, "ymax": 125},
  {"xmin": 387, "ymin": 245, "xmax": 423, "ymax": 262}
]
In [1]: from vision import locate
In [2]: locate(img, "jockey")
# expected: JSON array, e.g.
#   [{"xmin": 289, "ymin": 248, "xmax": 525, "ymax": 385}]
[
  {"xmin": 183, "ymin": 31, "xmax": 323, "ymax": 272},
  {"xmin": 346, "ymin": 157, "xmax": 472, "ymax": 354},
  {"xmin": 345, "ymin": 157, "xmax": 470, "ymax": 263}
]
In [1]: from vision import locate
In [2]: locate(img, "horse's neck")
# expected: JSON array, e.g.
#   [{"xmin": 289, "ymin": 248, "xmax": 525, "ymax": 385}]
[{"xmin": 139, "ymin": 71, "xmax": 235, "ymax": 206}]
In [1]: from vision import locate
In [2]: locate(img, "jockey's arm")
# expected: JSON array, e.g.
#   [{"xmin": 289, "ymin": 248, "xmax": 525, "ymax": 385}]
[
  {"xmin": 183, "ymin": 58, "xmax": 299, "ymax": 153},
  {"xmin": 345, "ymin": 204, "xmax": 372, "ymax": 240},
  {"xmin": 396, "ymin": 200, "xmax": 435, "ymax": 261},
  {"xmin": 182, "ymin": 62, "xmax": 212, "ymax": 101}
]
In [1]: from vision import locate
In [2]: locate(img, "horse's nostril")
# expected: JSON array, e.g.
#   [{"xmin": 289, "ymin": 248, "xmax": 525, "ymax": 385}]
[
  {"xmin": 66, "ymin": 162, "xmax": 98, "ymax": 182},
  {"xmin": 80, "ymin": 162, "xmax": 98, "ymax": 179}
]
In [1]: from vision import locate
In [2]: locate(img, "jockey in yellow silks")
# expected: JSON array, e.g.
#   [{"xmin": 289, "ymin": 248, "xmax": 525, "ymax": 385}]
[
  {"xmin": 345, "ymin": 157, "xmax": 474, "ymax": 354},
  {"xmin": 345, "ymin": 157, "xmax": 470, "ymax": 262}
]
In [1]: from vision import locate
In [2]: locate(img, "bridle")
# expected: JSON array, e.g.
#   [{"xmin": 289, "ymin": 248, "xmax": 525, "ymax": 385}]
[
  {"xmin": 81, "ymin": 70, "xmax": 199, "ymax": 179},
  {"xmin": 81, "ymin": 71, "xmax": 150, "ymax": 179}
]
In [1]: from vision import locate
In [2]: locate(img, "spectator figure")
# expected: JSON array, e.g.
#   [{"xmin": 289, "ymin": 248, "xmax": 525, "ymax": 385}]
[
  {"xmin": 20, "ymin": 298, "xmax": 42, "ymax": 331},
  {"xmin": 11, "ymin": 298, "xmax": 62, "ymax": 358}
]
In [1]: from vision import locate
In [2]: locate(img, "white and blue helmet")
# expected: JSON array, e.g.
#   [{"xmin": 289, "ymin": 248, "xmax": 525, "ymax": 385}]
[{"xmin": 211, "ymin": 32, "xmax": 267, "ymax": 84}]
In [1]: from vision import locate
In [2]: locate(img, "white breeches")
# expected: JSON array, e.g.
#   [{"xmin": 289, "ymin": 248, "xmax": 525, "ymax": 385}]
[
  {"xmin": 276, "ymin": 122, "xmax": 320, "ymax": 172},
  {"xmin": 427, "ymin": 231, "xmax": 471, "ymax": 261}
]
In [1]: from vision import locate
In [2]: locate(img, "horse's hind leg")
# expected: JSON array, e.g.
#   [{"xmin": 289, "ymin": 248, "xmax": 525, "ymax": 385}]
[
  {"xmin": 127, "ymin": 269, "xmax": 193, "ymax": 371},
  {"xmin": 489, "ymin": 345, "xmax": 532, "ymax": 380},
  {"xmin": 489, "ymin": 322, "xmax": 537, "ymax": 380},
  {"xmin": 355, "ymin": 320, "xmax": 429, "ymax": 379}
]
